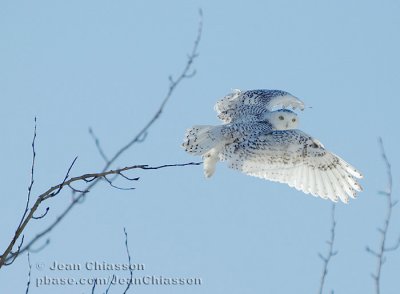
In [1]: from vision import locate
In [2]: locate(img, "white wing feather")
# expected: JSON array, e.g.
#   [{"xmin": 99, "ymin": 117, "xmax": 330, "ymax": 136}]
[{"xmin": 222, "ymin": 129, "xmax": 363, "ymax": 203}]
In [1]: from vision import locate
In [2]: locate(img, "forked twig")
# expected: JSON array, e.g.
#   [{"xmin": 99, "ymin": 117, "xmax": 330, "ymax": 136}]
[
  {"xmin": 0, "ymin": 161, "xmax": 201, "ymax": 268},
  {"xmin": 366, "ymin": 138, "xmax": 400, "ymax": 294},
  {"xmin": 122, "ymin": 228, "xmax": 134, "ymax": 294},
  {"xmin": 318, "ymin": 204, "xmax": 338, "ymax": 294},
  {"xmin": 1, "ymin": 10, "xmax": 203, "ymax": 268}
]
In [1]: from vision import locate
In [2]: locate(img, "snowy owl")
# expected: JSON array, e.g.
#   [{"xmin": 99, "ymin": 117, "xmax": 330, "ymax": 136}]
[{"xmin": 182, "ymin": 89, "xmax": 363, "ymax": 203}]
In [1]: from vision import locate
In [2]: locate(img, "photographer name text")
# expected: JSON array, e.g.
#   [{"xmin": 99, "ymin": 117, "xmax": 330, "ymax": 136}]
[{"xmin": 48, "ymin": 261, "xmax": 145, "ymax": 271}]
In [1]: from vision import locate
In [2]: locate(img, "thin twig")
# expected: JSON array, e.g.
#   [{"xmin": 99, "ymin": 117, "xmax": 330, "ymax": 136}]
[
  {"xmin": 122, "ymin": 228, "xmax": 133, "ymax": 294},
  {"xmin": 318, "ymin": 203, "xmax": 337, "ymax": 294},
  {"xmin": 2, "ymin": 10, "xmax": 203, "ymax": 266},
  {"xmin": 0, "ymin": 161, "xmax": 201, "ymax": 268},
  {"xmin": 102, "ymin": 9, "xmax": 202, "ymax": 165},
  {"xmin": 20, "ymin": 117, "xmax": 37, "ymax": 226},
  {"xmin": 366, "ymin": 138, "xmax": 399, "ymax": 294},
  {"xmin": 91, "ymin": 278, "xmax": 97, "ymax": 294},
  {"xmin": 32, "ymin": 207, "xmax": 49, "ymax": 219},
  {"xmin": 28, "ymin": 239, "xmax": 50, "ymax": 253},
  {"xmin": 67, "ymin": 183, "xmax": 90, "ymax": 194},
  {"xmin": 89, "ymin": 127, "xmax": 109, "ymax": 163},
  {"xmin": 103, "ymin": 175, "xmax": 136, "ymax": 191},
  {"xmin": 105, "ymin": 274, "xmax": 115, "ymax": 294},
  {"xmin": 3, "ymin": 231, "xmax": 25, "ymax": 266},
  {"xmin": 8, "ymin": 118, "xmax": 38, "ymax": 264},
  {"xmin": 25, "ymin": 253, "xmax": 32, "ymax": 294},
  {"xmin": 47, "ymin": 157, "xmax": 78, "ymax": 198},
  {"xmin": 118, "ymin": 172, "xmax": 139, "ymax": 181}
]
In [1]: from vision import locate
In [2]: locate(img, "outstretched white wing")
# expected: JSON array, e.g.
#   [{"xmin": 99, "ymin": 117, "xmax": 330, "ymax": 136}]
[
  {"xmin": 221, "ymin": 129, "xmax": 363, "ymax": 203},
  {"xmin": 214, "ymin": 89, "xmax": 305, "ymax": 123}
]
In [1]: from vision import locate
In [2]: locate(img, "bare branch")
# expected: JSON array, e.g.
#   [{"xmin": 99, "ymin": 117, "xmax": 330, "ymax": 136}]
[
  {"xmin": 105, "ymin": 275, "xmax": 116, "ymax": 294},
  {"xmin": 47, "ymin": 157, "xmax": 78, "ymax": 198},
  {"xmin": 122, "ymin": 228, "xmax": 133, "ymax": 294},
  {"xmin": 118, "ymin": 172, "xmax": 140, "ymax": 181},
  {"xmin": 0, "ymin": 10, "xmax": 203, "ymax": 268},
  {"xmin": 384, "ymin": 236, "xmax": 400, "ymax": 252},
  {"xmin": 136, "ymin": 131, "xmax": 148, "ymax": 143},
  {"xmin": 99, "ymin": 229, "xmax": 133, "ymax": 294},
  {"xmin": 6, "ymin": 118, "xmax": 38, "ymax": 266},
  {"xmin": 103, "ymin": 175, "xmax": 136, "ymax": 191},
  {"xmin": 91, "ymin": 278, "xmax": 97, "ymax": 294},
  {"xmin": 32, "ymin": 207, "xmax": 49, "ymax": 220},
  {"xmin": 89, "ymin": 127, "xmax": 109, "ymax": 163},
  {"xmin": 67, "ymin": 183, "xmax": 90, "ymax": 194},
  {"xmin": 0, "ymin": 161, "xmax": 201, "ymax": 268},
  {"xmin": 4, "ymin": 236, "xmax": 24, "ymax": 266},
  {"xmin": 2, "ymin": 118, "xmax": 38, "ymax": 268},
  {"xmin": 20, "ymin": 117, "xmax": 37, "ymax": 226},
  {"xmin": 366, "ymin": 246, "xmax": 379, "ymax": 257},
  {"xmin": 25, "ymin": 253, "xmax": 32, "ymax": 294},
  {"xmin": 318, "ymin": 203, "xmax": 337, "ymax": 294},
  {"xmin": 105, "ymin": 9, "xmax": 202, "ymax": 163},
  {"xmin": 366, "ymin": 138, "xmax": 399, "ymax": 294},
  {"xmin": 29, "ymin": 239, "xmax": 50, "ymax": 254}
]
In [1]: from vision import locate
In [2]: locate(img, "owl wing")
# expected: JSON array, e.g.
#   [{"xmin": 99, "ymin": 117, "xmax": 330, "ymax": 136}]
[
  {"xmin": 214, "ymin": 89, "xmax": 305, "ymax": 123},
  {"xmin": 222, "ymin": 129, "xmax": 363, "ymax": 203}
]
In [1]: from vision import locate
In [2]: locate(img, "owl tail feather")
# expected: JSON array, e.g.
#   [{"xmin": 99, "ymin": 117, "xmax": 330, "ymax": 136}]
[
  {"xmin": 182, "ymin": 125, "xmax": 219, "ymax": 155},
  {"xmin": 182, "ymin": 125, "xmax": 223, "ymax": 178},
  {"xmin": 203, "ymin": 148, "xmax": 219, "ymax": 178}
]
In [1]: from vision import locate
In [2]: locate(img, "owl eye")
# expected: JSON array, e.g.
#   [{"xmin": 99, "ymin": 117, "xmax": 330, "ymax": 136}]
[
  {"xmin": 292, "ymin": 118, "xmax": 296, "ymax": 122},
  {"xmin": 279, "ymin": 116, "xmax": 284, "ymax": 120}
]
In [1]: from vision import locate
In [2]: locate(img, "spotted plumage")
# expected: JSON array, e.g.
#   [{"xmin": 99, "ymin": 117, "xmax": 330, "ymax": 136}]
[
  {"xmin": 215, "ymin": 89, "xmax": 305, "ymax": 123},
  {"xmin": 182, "ymin": 89, "xmax": 363, "ymax": 203}
]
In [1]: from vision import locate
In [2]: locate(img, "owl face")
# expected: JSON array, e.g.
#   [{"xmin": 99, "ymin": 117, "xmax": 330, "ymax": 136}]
[{"xmin": 266, "ymin": 109, "xmax": 299, "ymax": 130}]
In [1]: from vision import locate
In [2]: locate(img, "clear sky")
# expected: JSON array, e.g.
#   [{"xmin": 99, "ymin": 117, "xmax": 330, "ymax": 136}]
[{"xmin": 1, "ymin": 0, "xmax": 400, "ymax": 293}]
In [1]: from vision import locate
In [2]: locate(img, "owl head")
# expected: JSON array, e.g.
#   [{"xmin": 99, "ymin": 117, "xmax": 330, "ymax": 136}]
[{"xmin": 264, "ymin": 109, "xmax": 299, "ymax": 130}]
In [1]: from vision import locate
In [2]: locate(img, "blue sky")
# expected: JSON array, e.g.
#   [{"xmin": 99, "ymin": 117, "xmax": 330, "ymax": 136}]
[{"xmin": 1, "ymin": 0, "xmax": 400, "ymax": 293}]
